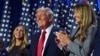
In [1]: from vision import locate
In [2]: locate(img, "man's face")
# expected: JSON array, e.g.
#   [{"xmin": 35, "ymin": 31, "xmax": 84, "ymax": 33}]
[{"xmin": 36, "ymin": 10, "xmax": 52, "ymax": 29}]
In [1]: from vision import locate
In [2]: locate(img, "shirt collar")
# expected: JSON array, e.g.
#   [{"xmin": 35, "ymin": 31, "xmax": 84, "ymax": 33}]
[{"xmin": 41, "ymin": 24, "xmax": 53, "ymax": 33}]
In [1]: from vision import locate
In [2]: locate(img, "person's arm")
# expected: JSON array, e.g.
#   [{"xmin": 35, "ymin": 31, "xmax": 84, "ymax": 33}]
[{"xmin": 67, "ymin": 25, "xmax": 97, "ymax": 56}]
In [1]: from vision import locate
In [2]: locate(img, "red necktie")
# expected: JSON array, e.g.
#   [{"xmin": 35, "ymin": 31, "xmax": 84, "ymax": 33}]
[{"xmin": 37, "ymin": 31, "xmax": 46, "ymax": 56}]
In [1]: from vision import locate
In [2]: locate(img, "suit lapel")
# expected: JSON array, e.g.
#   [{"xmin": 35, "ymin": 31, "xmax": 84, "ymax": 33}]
[
  {"xmin": 71, "ymin": 26, "xmax": 80, "ymax": 40},
  {"xmin": 35, "ymin": 31, "xmax": 41, "ymax": 45},
  {"xmin": 44, "ymin": 27, "xmax": 57, "ymax": 53},
  {"xmin": 32, "ymin": 31, "xmax": 41, "ymax": 56}
]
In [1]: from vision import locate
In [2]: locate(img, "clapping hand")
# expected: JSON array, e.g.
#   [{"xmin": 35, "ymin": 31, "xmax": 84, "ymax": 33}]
[{"xmin": 55, "ymin": 30, "xmax": 71, "ymax": 48}]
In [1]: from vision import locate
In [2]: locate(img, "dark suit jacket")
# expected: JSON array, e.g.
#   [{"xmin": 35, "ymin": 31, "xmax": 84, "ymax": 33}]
[{"xmin": 30, "ymin": 26, "xmax": 64, "ymax": 56}]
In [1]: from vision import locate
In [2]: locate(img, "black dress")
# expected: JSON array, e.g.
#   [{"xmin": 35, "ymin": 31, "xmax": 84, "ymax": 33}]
[{"xmin": 9, "ymin": 46, "xmax": 30, "ymax": 56}]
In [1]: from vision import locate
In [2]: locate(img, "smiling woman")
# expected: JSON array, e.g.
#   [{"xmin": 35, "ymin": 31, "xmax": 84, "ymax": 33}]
[
  {"xmin": 55, "ymin": 3, "xmax": 97, "ymax": 56},
  {"xmin": 8, "ymin": 25, "xmax": 30, "ymax": 56}
]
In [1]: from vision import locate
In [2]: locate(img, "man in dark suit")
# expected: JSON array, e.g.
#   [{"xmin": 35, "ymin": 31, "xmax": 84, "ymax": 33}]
[{"xmin": 30, "ymin": 7, "xmax": 64, "ymax": 56}]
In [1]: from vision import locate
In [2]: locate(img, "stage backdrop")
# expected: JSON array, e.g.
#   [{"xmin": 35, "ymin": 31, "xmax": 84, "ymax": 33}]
[{"xmin": 0, "ymin": 0, "xmax": 100, "ymax": 56}]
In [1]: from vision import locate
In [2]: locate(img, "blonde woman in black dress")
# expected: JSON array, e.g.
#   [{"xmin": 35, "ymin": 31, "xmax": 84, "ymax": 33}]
[{"xmin": 8, "ymin": 25, "xmax": 30, "ymax": 56}]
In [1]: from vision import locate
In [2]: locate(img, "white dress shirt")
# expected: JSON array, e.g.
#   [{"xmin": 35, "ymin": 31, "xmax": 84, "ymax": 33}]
[{"xmin": 39, "ymin": 24, "xmax": 53, "ymax": 56}]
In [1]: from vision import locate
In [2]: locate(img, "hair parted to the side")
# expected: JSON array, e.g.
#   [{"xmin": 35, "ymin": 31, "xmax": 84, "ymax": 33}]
[
  {"xmin": 74, "ymin": 3, "xmax": 97, "ymax": 42},
  {"xmin": 36, "ymin": 7, "xmax": 54, "ymax": 19},
  {"xmin": 8, "ymin": 25, "xmax": 28, "ymax": 51}
]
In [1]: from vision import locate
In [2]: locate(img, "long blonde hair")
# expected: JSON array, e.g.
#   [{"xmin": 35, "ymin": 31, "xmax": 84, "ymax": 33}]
[
  {"xmin": 9, "ymin": 25, "xmax": 28, "ymax": 51},
  {"xmin": 74, "ymin": 3, "xmax": 97, "ymax": 42}
]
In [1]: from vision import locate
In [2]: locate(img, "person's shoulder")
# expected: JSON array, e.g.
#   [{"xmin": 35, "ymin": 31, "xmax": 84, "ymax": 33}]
[
  {"xmin": 33, "ymin": 29, "xmax": 41, "ymax": 35},
  {"xmin": 31, "ymin": 29, "xmax": 41, "ymax": 38},
  {"xmin": 88, "ymin": 24, "xmax": 97, "ymax": 33},
  {"xmin": 90, "ymin": 24, "xmax": 96, "ymax": 27},
  {"xmin": 88, "ymin": 24, "xmax": 97, "ymax": 30}
]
